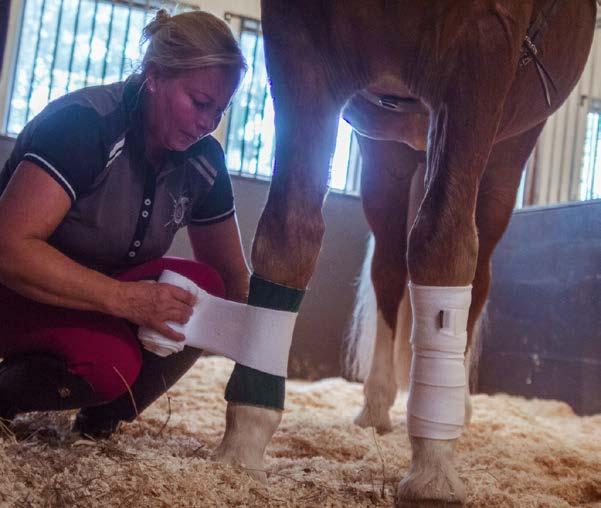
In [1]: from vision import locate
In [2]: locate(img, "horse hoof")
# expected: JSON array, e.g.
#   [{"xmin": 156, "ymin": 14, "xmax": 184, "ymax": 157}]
[
  {"xmin": 353, "ymin": 405, "xmax": 393, "ymax": 434},
  {"xmin": 211, "ymin": 448, "xmax": 268, "ymax": 483},
  {"xmin": 395, "ymin": 499, "xmax": 464, "ymax": 508},
  {"xmin": 395, "ymin": 469, "xmax": 466, "ymax": 508},
  {"xmin": 211, "ymin": 403, "xmax": 281, "ymax": 484}
]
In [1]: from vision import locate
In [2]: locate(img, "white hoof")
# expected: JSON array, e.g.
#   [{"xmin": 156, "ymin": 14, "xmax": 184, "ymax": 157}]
[
  {"xmin": 211, "ymin": 402, "xmax": 282, "ymax": 483},
  {"xmin": 395, "ymin": 437, "xmax": 466, "ymax": 507},
  {"xmin": 354, "ymin": 401, "xmax": 392, "ymax": 434}
]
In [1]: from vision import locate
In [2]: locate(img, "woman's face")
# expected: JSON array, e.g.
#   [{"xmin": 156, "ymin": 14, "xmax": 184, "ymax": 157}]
[{"xmin": 146, "ymin": 66, "xmax": 240, "ymax": 153}]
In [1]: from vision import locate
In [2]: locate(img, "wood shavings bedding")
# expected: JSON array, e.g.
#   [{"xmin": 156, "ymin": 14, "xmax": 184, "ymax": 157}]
[{"xmin": 1, "ymin": 356, "xmax": 600, "ymax": 507}]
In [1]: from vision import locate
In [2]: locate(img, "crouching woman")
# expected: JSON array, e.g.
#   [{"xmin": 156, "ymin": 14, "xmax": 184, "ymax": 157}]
[{"xmin": 0, "ymin": 9, "xmax": 248, "ymax": 438}]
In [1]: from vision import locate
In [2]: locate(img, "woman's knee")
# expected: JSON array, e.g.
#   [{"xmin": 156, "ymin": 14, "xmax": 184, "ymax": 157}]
[
  {"xmin": 118, "ymin": 257, "xmax": 226, "ymax": 298},
  {"xmin": 67, "ymin": 328, "xmax": 143, "ymax": 402},
  {"xmin": 166, "ymin": 258, "xmax": 226, "ymax": 297}
]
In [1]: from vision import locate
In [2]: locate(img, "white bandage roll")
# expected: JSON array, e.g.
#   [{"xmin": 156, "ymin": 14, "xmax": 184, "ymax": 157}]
[
  {"xmin": 138, "ymin": 270, "xmax": 297, "ymax": 377},
  {"xmin": 407, "ymin": 282, "xmax": 472, "ymax": 440}
]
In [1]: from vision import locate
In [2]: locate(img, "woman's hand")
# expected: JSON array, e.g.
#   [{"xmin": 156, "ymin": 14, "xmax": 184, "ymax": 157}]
[{"xmin": 113, "ymin": 281, "xmax": 197, "ymax": 342}]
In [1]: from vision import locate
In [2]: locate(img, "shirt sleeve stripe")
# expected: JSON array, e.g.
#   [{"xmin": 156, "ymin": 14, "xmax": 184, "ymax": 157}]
[
  {"xmin": 189, "ymin": 157, "xmax": 216, "ymax": 185},
  {"xmin": 109, "ymin": 136, "xmax": 126, "ymax": 159},
  {"xmin": 190, "ymin": 207, "xmax": 235, "ymax": 225},
  {"xmin": 199, "ymin": 155, "xmax": 218, "ymax": 177},
  {"xmin": 105, "ymin": 148, "xmax": 123, "ymax": 168},
  {"xmin": 23, "ymin": 152, "xmax": 77, "ymax": 201}
]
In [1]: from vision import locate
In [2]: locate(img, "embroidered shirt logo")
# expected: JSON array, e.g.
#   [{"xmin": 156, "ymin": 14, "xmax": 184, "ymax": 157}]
[{"xmin": 164, "ymin": 193, "xmax": 190, "ymax": 229}]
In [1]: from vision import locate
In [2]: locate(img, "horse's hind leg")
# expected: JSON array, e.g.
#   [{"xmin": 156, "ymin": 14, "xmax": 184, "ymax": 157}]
[
  {"xmin": 354, "ymin": 136, "xmax": 422, "ymax": 433},
  {"xmin": 466, "ymin": 120, "xmax": 547, "ymax": 400}
]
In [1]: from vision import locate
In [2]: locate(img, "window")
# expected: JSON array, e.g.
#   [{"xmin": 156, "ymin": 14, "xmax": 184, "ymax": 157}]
[
  {"xmin": 3, "ymin": 0, "xmax": 190, "ymax": 136},
  {"xmin": 224, "ymin": 14, "xmax": 361, "ymax": 195},
  {"xmin": 579, "ymin": 99, "xmax": 601, "ymax": 200}
]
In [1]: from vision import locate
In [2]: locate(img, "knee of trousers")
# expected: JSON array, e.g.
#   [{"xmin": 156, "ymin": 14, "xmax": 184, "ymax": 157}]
[
  {"xmin": 118, "ymin": 257, "xmax": 226, "ymax": 298},
  {"xmin": 67, "ymin": 332, "xmax": 143, "ymax": 403},
  {"xmin": 164, "ymin": 258, "xmax": 226, "ymax": 298}
]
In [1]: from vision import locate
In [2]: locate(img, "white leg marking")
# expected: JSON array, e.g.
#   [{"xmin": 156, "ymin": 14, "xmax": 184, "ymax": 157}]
[
  {"xmin": 212, "ymin": 403, "xmax": 282, "ymax": 483},
  {"xmin": 396, "ymin": 437, "xmax": 466, "ymax": 506},
  {"xmin": 354, "ymin": 311, "xmax": 398, "ymax": 433}
]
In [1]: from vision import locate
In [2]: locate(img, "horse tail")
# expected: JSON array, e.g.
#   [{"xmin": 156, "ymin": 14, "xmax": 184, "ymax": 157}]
[
  {"xmin": 393, "ymin": 287, "xmax": 413, "ymax": 392},
  {"xmin": 344, "ymin": 234, "xmax": 376, "ymax": 381}
]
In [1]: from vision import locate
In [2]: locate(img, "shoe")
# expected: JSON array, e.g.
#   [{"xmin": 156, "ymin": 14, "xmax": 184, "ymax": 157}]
[
  {"xmin": 0, "ymin": 354, "xmax": 97, "ymax": 417},
  {"xmin": 73, "ymin": 346, "xmax": 202, "ymax": 439},
  {"xmin": 72, "ymin": 406, "xmax": 121, "ymax": 439}
]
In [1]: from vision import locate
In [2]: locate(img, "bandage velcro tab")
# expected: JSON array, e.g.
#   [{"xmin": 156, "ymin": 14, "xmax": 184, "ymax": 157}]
[{"xmin": 440, "ymin": 308, "xmax": 470, "ymax": 336}]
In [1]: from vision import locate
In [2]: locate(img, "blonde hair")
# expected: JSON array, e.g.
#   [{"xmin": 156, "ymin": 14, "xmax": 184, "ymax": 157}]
[{"xmin": 141, "ymin": 9, "xmax": 247, "ymax": 78}]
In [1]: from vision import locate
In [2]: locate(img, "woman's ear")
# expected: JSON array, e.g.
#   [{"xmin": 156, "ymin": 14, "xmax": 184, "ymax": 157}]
[{"xmin": 145, "ymin": 63, "xmax": 161, "ymax": 93}]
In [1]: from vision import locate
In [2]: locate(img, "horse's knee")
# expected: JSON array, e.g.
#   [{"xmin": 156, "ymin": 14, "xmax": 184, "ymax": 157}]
[
  {"xmin": 407, "ymin": 207, "xmax": 479, "ymax": 285},
  {"xmin": 252, "ymin": 201, "xmax": 326, "ymax": 287}
]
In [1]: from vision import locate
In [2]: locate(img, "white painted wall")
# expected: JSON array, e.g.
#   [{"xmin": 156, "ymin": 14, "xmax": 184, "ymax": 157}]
[{"xmin": 530, "ymin": 20, "xmax": 601, "ymax": 205}]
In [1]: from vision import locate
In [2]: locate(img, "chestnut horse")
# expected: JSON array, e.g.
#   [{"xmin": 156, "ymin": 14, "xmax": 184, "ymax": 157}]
[{"xmin": 213, "ymin": 1, "xmax": 597, "ymax": 506}]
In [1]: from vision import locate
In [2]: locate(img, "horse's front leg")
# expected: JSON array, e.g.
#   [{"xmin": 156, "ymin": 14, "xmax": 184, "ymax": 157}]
[
  {"xmin": 213, "ymin": 38, "xmax": 346, "ymax": 480},
  {"xmin": 395, "ymin": 13, "xmax": 526, "ymax": 507}
]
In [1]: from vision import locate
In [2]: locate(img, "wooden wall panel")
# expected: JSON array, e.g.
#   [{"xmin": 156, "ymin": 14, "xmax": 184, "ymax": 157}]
[{"xmin": 477, "ymin": 200, "xmax": 601, "ymax": 415}]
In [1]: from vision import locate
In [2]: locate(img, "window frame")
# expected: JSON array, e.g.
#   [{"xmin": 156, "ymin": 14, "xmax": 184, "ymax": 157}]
[
  {"xmin": 223, "ymin": 11, "xmax": 362, "ymax": 198},
  {"xmin": 0, "ymin": 0, "xmax": 196, "ymax": 136},
  {"xmin": 579, "ymin": 97, "xmax": 601, "ymax": 201}
]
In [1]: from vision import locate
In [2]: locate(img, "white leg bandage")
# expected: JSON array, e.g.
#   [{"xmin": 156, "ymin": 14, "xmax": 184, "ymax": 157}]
[
  {"xmin": 407, "ymin": 282, "xmax": 472, "ymax": 440},
  {"xmin": 138, "ymin": 270, "xmax": 297, "ymax": 377}
]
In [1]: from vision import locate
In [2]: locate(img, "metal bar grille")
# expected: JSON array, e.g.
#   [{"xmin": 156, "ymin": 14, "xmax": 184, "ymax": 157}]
[
  {"xmin": 224, "ymin": 12, "xmax": 361, "ymax": 196},
  {"xmin": 101, "ymin": 2, "xmax": 116, "ymax": 82},
  {"xmin": 47, "ymin": 0, "xmax": 65, "ymax": 101},
  {"xmin": 253, "ymin": 82, "xmax": 269, "ymax": 175},
  {"xmin": 24, "ymin": 0, "xmax": 47, "ymax": 124},
  {"xmin": 64, "ymin": 0, "xmax": 83, "ymax": 92},
  {"xmin": 238, "ymin": 28, "xmax": 260, "ymax": 175},
  {"xmin": 580, "ymin": 101, "xmax": 601, "ymax": 200},
  {"xmin": 3, "ymin": 0, "xmax": 196, "ymax": 135},
  {"xmin": 119, "ymin": 1, "xmax": 133, "ymax": 80},
  {"xmin": 83, "ymin": 0, "xmax": 99, "ymax": 87}
]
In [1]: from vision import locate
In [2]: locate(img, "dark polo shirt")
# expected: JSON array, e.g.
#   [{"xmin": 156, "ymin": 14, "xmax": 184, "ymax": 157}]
[{"xmin": 0, "ymin": 76, "xmax": 235, "ymax": 275}]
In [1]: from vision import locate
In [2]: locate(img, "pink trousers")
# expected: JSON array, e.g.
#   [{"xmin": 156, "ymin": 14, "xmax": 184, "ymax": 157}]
[{"xmin": 0, "ymin": 258, "xmax": 225, "ymax": 403}]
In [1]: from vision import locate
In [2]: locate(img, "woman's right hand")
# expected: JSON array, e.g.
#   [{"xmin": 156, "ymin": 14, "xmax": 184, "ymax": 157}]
[{"xmin": 113, "ymin": 280, "xmax": 197, "ymax": 342}]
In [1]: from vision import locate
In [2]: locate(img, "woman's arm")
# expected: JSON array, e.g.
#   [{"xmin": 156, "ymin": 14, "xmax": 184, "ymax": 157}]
[
  {"xmin": 188, "ymin": 215, "xmax": 250, "ymax": 303},
  {"xmin": 0, "ymin": 161, "xmax": 195, "ymax": 340}
]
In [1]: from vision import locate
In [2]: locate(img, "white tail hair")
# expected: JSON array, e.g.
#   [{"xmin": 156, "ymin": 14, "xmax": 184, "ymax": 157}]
[
  {"xmin": 344, "ymin": 234, "xmax": 376, "ymax": 381},
  {"xmin": 344, "ymin": 232, "xmax": 486, "ymax": 390}
]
